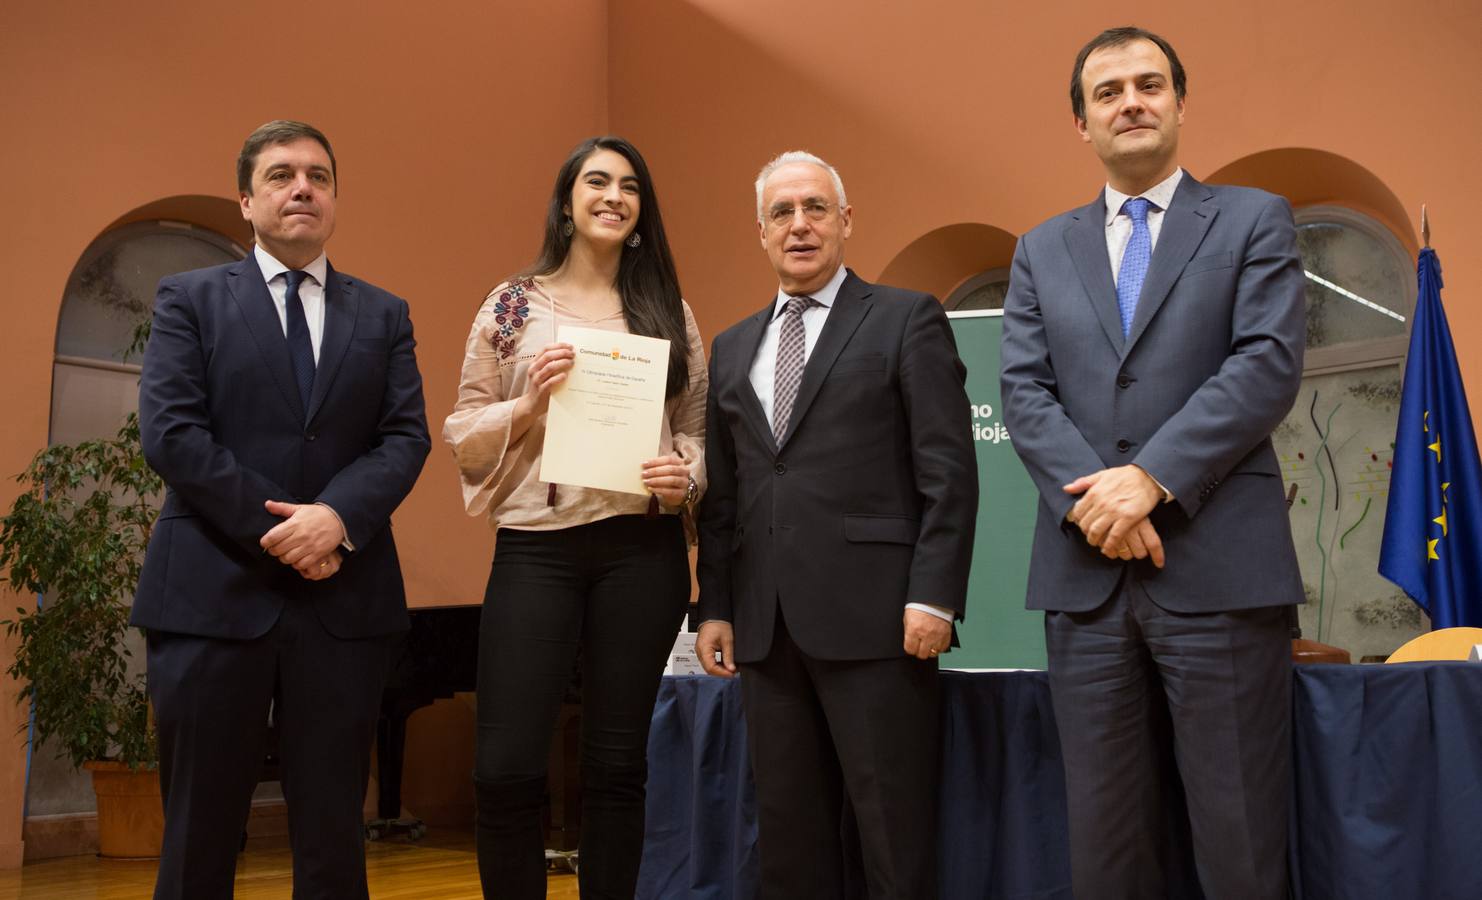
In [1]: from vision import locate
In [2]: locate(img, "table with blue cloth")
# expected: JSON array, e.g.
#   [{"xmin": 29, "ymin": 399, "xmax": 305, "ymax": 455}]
[{"xmin": 636, "ymin": 664, "xmax": 1482, "ymax": 900}]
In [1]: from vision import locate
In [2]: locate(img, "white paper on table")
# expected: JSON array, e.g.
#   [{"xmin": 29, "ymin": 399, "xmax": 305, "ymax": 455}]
[
  {"xmin": 666, "ymin": 615, "xmax": 706, "ymax": 675},
  {"xmin": 539, "ymin": 325, "xmax": 670, "ymax": 496}
]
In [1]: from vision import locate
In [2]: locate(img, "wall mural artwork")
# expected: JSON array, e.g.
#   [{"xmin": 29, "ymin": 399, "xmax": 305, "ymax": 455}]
[{"xmin": 1275, "ymin": 365, "xmax": 1427, "ymax": 660}]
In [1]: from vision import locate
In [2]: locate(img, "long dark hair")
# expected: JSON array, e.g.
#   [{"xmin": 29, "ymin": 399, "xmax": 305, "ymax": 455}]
[{"xmin": 520, "ymin": 136, "xmax": 689, "ymax": 398}]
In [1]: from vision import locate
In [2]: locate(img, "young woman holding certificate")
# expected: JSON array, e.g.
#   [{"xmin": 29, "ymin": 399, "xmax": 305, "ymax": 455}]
[{"xmin": 443, "ymin": 136, "xmax": 707, "ymax": 899}]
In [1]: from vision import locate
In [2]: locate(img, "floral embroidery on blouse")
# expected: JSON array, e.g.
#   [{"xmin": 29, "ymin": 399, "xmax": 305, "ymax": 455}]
[{"xmin": 489, "ymin": 279, "xmax": 533, "ymax": 360}]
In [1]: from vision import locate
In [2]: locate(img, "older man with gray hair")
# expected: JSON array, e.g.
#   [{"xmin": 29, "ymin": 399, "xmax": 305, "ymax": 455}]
[{"xmin": 696, "ymin": 150, "xmax": 977, "ymax": 898}]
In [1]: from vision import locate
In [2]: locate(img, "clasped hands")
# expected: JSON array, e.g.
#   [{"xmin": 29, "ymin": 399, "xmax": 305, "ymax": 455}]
[
  {"xmin": 260, "ymin": 500, "xmax": 345, "ymax": 581},
  {"xmin": 1063, "ymin": 465, "xmax": 1167, "ymax": 568}
]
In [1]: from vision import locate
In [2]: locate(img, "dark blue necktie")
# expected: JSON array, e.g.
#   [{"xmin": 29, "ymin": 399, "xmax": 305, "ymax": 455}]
[
  {"xmin": 1116, "ymin": 197, "xmax": 1154, "ymax": 336},
  {"xmin": 282, "ymin": 269, "xmax": 316, "ymax": 412}
]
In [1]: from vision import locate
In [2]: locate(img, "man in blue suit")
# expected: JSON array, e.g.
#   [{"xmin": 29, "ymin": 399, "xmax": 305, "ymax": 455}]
[
  {"xmin": 133, "ymin": 120, "xmax": 430, "ymax": 899},
  {"xmin": 1000, "ymin": 28, "xmax": 1305, "ymax": 900}
]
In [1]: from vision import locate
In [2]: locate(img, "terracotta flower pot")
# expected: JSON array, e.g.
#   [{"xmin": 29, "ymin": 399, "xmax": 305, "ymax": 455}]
[{"xmin": 83, "ymin": 761, "xmax": 164, "ymax": 859}]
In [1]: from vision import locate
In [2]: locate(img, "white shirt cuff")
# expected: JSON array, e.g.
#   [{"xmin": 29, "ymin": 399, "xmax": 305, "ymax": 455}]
[
  {"xmin": 905, "ymin": 602, "xmax": 955, "ymax": 622},
  {"xmin": 314, "ymin": 501, "xmax": 355, "ymax": 551},
  {"xmin": 1134, "ymin": 465, "xmax": 1175, "ymax": 504}
]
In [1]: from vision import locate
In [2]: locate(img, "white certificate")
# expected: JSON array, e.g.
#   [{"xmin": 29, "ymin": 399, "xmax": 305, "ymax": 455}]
[{"xmin": 539, "ymin": 325, "xmax": 670, "ymax": 496}]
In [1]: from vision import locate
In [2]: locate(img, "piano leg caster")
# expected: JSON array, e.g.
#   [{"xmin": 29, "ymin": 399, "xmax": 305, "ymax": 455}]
[
  {"xmin": 363, "ymin": 818, "xmax": 428, "ymax": 842},
  {"xmin": 545, "ymin": 849, "xmax": 578, "ymax": 875}
]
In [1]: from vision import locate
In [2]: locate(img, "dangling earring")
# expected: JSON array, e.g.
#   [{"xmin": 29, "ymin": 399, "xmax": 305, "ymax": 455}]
[
  {"xmin": 625, "ymin": 231, "xmax": 642, "ymax": 248},
  {"xmin": 562, "ymin": 218, "xmax": 574, "ymax": 238}
]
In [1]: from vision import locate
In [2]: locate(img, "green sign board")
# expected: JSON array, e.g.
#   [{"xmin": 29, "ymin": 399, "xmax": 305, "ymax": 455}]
[{"xmin": 945, "ymin": 310, "xmax": 1046, "ymax": 670}]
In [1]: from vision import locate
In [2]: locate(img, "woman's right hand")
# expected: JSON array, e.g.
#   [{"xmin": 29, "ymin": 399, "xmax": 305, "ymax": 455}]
[{"xmin": 515, "ymin": 342, "xmax": 575, "ymax": 421}]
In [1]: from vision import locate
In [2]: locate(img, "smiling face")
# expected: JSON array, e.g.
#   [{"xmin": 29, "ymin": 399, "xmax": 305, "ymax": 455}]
[
  {"xmin": 758, "ymin": 161, "xmax": 852, "ymax": 296},
  {"xmin": 1075, "ymin": 38, "xmax": 1185, "ymax": 193},
  {"xmin": 238, "ymin": 137, "xmax": 336, "ymax": 269},
  {"xmin": 564, "ymin": 148, "xmax": 640, "ymax": 250}
]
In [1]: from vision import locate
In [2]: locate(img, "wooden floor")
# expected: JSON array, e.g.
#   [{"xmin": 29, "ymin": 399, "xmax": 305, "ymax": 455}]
[{"xmin": 0, "ymin": 830, "xmax": 579, "ymax": 899}]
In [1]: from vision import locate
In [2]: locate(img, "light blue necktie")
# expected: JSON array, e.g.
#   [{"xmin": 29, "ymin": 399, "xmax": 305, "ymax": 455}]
[{"xmin": 1116, "ymin": 197, "xmax": 1154, "ymax": 336}]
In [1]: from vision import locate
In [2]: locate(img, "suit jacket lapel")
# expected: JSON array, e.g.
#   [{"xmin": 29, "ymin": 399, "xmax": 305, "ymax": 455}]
[
  {"xmin": 778, "ymin": 270, "xmax": 870, "ymax": 449},
  {"xmin": 1123, "ymin": 175, "xmax": 1217, "ymax": 356},
  {"xmin": 736, "ymin": 302, "xmax": 778, "ymax": 453},
  {"xmin": 1064, "ymin": 194, "xmax": 1125, "ymax": 355},
  {"xmin": 306, "ymin": 263, "xmax": 356, "ymax": 425},
  {"xmin": 227, "ymin": 255, "xmax": 304, "ymax": 420}
]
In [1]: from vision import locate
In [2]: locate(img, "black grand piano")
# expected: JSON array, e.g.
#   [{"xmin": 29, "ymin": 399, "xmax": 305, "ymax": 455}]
[
  {"xmin": 365, "ymin": 603, "xmax": 584, "ymax": 852},
  {"xmin": 365, "ymin": 604, "xmax": 481, "ymax": 841}
]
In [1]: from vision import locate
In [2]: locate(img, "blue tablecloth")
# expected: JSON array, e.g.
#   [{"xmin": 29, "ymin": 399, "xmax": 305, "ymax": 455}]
[
  {"xmin": 637, "ymin": 663, "xmax": 1482, "ymax": 899},
  {"xmin": 1291, "ymin": 663, "xmax": 1482, "ymax": 900}
]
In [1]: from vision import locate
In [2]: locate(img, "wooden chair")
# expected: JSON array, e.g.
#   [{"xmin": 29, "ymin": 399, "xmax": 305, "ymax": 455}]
[{"xmin": 1385, "ymin": 626, "xmax": 1482, "ymax": 663}]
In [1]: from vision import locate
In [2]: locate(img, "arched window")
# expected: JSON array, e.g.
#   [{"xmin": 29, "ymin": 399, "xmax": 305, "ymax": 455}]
[
  {"xmin": 1273, "ymin": 206, "xmax": 1421, "ymax": 659},
  {"xmin": 1295, "ymin": 205, "xmax": 1412, "ymax": 368},
  {"xmin": 50, "ymin": 221, "xmax": 245, "ymax": 447},
  {"xmin": 944, "ymin": 267, "xmax": 1011, "ymax": 312}
]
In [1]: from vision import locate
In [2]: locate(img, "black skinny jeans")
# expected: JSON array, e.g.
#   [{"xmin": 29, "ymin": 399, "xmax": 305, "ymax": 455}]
[{"xmin": 473, "ymin": 514, "xmax": 690, "ymax": 900}]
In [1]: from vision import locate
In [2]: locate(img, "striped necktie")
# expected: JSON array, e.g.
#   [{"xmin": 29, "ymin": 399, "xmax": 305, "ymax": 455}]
[{"xmin": 772, "ymin": 295, "xmax": 815, "ymax": 444}]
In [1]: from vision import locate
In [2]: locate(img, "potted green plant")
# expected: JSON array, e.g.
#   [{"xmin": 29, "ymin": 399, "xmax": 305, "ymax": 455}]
[{"xmin": 0, "ymin": 405, "xmax": 164, "ymax": 859}]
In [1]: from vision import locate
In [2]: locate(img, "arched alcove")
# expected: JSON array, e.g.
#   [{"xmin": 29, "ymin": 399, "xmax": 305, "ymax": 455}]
[
  {"xmin": 1206, "ymin": 148, "xmax": 1418, "ymax": 255},
  {"xmin": 1207, "ymin": 151, "xmax": 1426, "ymax": 661},
  {"xmin": 29, "ymin": 196, "xmax": 248, "ymax": 824},
  {"xmin": 878, "ymin": 223, "xmax": 1018, "ymax": 303}
]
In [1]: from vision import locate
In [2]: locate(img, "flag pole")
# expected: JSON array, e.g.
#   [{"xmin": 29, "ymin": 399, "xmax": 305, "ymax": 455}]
[{"xmin": 1422, "ymin": 204, "xmax": 1430, "ymax": 249}]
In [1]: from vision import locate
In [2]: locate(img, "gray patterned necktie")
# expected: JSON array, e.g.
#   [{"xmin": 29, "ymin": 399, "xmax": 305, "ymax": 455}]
[{"xmin": 772, "ymin": 295, "xmax": 816, "ymax": 443}]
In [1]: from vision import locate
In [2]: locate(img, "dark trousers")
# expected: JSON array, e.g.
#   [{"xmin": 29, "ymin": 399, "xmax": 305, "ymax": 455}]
[
  {"xmin": 740, "ymin": 611, "xmax": 941, "ymax": 900},
  {"xmin": 1046, "ymin": 584, "xmax": 1292, "ymax": 900},
  {"xmin": 473, "ymin": 514, "xmax": 690, "ymax": 900},
  {"xmin": 147, "ymin": 600, "xmax": 392, "ymax": 900}
]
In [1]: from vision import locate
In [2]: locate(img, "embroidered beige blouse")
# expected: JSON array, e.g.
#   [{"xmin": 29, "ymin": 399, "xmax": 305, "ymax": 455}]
[{"xmin": 443, "ymin": 278, "xmax": 708, "ymax": 535}]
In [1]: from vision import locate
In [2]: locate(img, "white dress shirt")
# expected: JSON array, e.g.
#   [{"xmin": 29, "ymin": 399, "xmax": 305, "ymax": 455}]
[
  {"xmin": 748, "ymin": 262, "xmax": 847, "ymax": 427},
  {"xmin": 1104, "ymin": 167, "xmax": 1184, "ymax": 284},
  {"xmin": 746, "ymin": 264, "xmax": 953, "ymax": 626},
  {"xmin": 253, "ymin": 245, "xmax": 329, "ymax": 363}
]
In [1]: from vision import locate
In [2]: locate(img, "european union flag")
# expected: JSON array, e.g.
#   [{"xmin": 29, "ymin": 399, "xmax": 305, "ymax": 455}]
[{"xmin": 1379, "ymin": 249, "xmax": 1482, "ymax": 627}]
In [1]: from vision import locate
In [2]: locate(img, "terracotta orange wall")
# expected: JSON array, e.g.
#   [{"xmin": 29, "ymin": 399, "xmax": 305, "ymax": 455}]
[
  {"xmin": 608, "ymin": 0, "xmax": 1482, "ymax": 397},
  {"xmin": 0, "ymin": 0, "xmax": 607, "ymax": 865},
  {"xmin": 5, "ymin": 0, "xmax": 1482, "ymax": 865}
]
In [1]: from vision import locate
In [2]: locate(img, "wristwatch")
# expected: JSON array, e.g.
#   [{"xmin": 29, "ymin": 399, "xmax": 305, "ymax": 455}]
[{"xmin": 683, "ymin": 475, "xmax": 698, "ymax": 509}]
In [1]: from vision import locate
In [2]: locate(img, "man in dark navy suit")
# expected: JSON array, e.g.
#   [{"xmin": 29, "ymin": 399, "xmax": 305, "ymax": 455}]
[{"xmin": 133, "ymin": 120, "xmax": 430, "ymax": 899}]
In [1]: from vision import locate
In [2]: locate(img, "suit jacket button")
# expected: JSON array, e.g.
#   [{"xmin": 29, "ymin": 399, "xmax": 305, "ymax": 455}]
[
  {"xmin": 1116, "ymin": 439, "xmax": 1131, "ymax": 452},
  {"xmin": 1117, "ymin": 375, "xmax": 1132, "ymax": 388},
  {"xmin": 774, "ymin": 463, "xmax": 786, "ymax": 475},
  {"xmin": 306, "ymin": 433, "xmax": 317, "ymax": 442}
]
